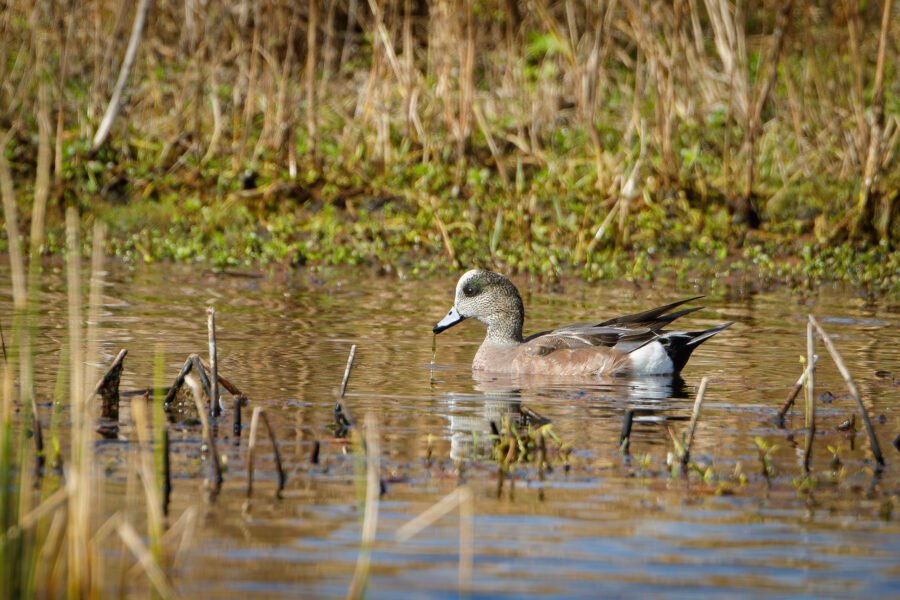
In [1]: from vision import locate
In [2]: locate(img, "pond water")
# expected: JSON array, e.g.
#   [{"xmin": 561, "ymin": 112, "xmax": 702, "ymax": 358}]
[{"xmin": 7, "ymin": 262, "xmax": 900, "ymax": 598}]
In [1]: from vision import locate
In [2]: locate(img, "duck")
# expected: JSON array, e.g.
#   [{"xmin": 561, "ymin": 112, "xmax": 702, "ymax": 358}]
[{"xmin": 433, "ymin": 269, "xmax": 732, "ymax": 377}]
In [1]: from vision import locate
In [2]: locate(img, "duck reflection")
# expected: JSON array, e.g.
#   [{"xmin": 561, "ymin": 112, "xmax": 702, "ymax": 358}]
[{"xmin": 443, "ymin": 371, "xmax": 691, "ymax": 461}]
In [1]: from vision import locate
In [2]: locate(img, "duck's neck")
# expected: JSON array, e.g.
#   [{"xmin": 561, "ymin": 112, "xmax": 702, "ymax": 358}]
[{"xmin": 483, "ymin": 312, "xmax": 524, "ymax": 345}]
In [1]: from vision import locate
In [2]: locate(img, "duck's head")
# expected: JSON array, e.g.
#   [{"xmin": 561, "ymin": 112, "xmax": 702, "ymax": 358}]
[{"xmin": 433, "ymin": 269, "xmax": 524, "ymax": 344}]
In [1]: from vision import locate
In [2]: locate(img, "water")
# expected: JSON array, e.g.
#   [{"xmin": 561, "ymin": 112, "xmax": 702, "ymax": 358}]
[{"xmin": 5, "ymin": 262, "xmax": 899, "ymax": 598}]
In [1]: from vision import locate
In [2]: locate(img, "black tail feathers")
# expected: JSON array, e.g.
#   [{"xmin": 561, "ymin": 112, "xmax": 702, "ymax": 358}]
[{"xmin": 658, "ymin": 322, "xmax": 733, "ymax": 373}]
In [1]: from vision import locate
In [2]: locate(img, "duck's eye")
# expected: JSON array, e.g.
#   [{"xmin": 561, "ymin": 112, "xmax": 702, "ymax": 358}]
[{"xmin": 463, "ymin": 284, "xmax": 478, "ymax": 297}]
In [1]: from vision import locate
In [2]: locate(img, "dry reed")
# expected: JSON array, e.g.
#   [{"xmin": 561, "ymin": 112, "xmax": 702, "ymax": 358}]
[
  {"xmin": 347, "ymin": 413, "xmax": 382, "ymax": 600},
  {"xmin": 808, "ymin": 315, "xmax": 885, "ymax": 467}
]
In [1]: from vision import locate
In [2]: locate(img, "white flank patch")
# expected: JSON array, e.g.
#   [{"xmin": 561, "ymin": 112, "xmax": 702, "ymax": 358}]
[{"xmin": 629, "ymin": 341, "xmax": 674, "ymax": 375}]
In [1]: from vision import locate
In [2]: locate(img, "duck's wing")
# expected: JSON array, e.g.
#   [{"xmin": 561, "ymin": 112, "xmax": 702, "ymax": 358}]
[
  {"xmin": 593, "ymin": 296, "xmax": 705, "ymax": 330},
  {"xmin": 523, "ymin": 324, "xmax": 656, "ymax": 354},
  {"xmin": 522, "ymin": 297, "xmax": 709, "ymax": 356}
]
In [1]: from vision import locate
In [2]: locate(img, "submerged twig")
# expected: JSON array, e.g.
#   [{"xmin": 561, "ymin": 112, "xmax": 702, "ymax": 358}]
[
  {"xmin": 681, "ymin": 376, "xmax": 709, "ymax": 466},
  {"xmin": 162, "ymin": 426, "xmax": 171, "ymax": 517},
  {"xmin": 808, "ymin": 315, "xmax": 884, "ymax": 467},
  {"xmin": 619, "ymin": 409, "xmax": 634, "ymax": 453},
  {"xmin": 233, "ymin": 396, "xmax": 242, "ymax": 441},
  {"xmin": 0, "ymin": 319, "xmax": 7, "ymax": 361},
  {"xmin": 309, "ymin": 440, "xmax": 320, "ymax": 465}
]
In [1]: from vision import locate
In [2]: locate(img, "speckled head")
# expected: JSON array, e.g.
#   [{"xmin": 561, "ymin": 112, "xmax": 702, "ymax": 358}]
[{"xmin": 433, "ymin": 270, "xmax": 525, "ymax": 345}]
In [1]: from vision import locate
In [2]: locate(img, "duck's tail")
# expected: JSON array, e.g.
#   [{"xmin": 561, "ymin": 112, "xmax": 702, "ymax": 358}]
[{"xmin": 656, "ymin": 322, "xmax": 734, "ymax": 373}]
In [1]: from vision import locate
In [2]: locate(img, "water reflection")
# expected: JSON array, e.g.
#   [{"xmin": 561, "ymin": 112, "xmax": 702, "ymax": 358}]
[{"xmin": 2, "ymin": 263, "xmax": 898, "ymax": 598}]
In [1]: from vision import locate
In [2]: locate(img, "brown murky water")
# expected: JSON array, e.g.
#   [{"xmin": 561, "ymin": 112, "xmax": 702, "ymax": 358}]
[{"xmin": 8, "ymin": 262, "xmax": 900, "ymax": 598}]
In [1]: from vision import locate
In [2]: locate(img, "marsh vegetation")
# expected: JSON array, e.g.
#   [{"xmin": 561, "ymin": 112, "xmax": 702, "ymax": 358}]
[{"xmin": 0, "ymin": 1, "xmax": 897, "ymax": 290}]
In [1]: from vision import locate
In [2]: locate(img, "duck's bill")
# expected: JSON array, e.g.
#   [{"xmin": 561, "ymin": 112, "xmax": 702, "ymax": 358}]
[{"xmin": 433, "ymin": 306, "xmax": 465, "ymax": 334}]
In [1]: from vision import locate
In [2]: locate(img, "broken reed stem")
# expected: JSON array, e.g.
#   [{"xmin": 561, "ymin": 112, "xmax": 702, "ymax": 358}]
[
  {"xmin": 803, "ymin": 321, "xmax": 816, "ymax": 472},
  {"xmin": 163, "ymin": 357, "xmax": 193, "ymax": 408},
  {"xmin": 94, "ymin": 348, "xmax": 127, "ymax": 422},
  {"xmin": 681, "ymin": 376, "xmax": 709, "ymax": 466},
  {"xmin": 191, "ymin": 390, "xmax": 223, "ymax": 497},
  {"xmin": 339, "ymin": 344, "xmax": 358, "ymax": 400},
  {"xmin": 188, "ymin": 354, "xmax": 212, "ymax": 406},
  {"xmin": 777, "ymin": 354, "xmax": 819, "ymax": 423},
  {"xmin": 199, "ymin": 357, "xmax": 245, "ymax": 397},
  {"xmin": 347, "ymin": 413, "xmax": 381, "ymax": 600},
  {"xmin": 246, "ymin": 407, "xmax": 261, "ymax": 498},
  {"xmin": 335, "ymin": 344, "xmax": 358, "ymax": 431},
  {"xmin": 245, "ymin": 407, "xmax": 285, "ymax": 500},
  {"xmin": 207, "ymin": 307, "xmax": 220, "ymax": 417},
  {"xmin": 808, "ymin": 315, "xmax": 885, "ymax": 467},
  {"xmin": 260, "ymin": 411, "xmax": 285, "ymax": 496}
]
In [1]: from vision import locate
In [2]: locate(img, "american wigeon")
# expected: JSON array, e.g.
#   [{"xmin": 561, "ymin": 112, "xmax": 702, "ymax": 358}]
[{"xmin": 433, "ymin": 269, "xmax": 732, "ymax": 377}]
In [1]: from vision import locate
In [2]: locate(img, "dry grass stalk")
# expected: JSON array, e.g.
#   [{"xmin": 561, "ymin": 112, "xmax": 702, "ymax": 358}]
[
  {"xmin": 191, "ymin": 390, "xmax": 223, "ymax": 497},
  {"xmin": 91, "ymin": 0, "xmax": 153, "ymax": 152},
  {"xmin": 130, "ymin": 395, "xmax": 165, "ymax": 559},
  {"xmin": 347, "ymin": 413, "xmax": 382, "ymax": 600},
  {"xmin": 2, "ymin": 485, "xmax": 67, "ymax": 541},
  {"xmin": 64, "ymin": 206, "xmax": 91, "ymax": 597},
  {"xmin": 0, "ymin": 149, "xmax": 26, "ymax": 310},
  {"xmin": 424, "ymin": 195, "xmax": 460, "ymax": 270},
  {"xmin": 808, "ymin": 315, "xmax": 885, "ymax": 467},
  {"xmin": 681, "ymin": 376, "xmax": 709, "ymax": 465},
  {"xmin": 395, "ymin": 485, "xmax": 474, "ymax": 591},
  {"xmin": 206, "ymin": 307, "xmax": 220, "ymax": 418},
  {"xmin": 116, "ymin": 518, "xmax": 177, "ymax": 600},
  {"xmin": 802, "ymin": 321, "xmax": 816, "ymax": 472},
  {"xmin": 473, "ymin": 103, "xmax": 509, "ymax": 189},
  {"xmin": 305, "ymin": 0, "xmax": 319, "ymax": 161},
  {"xmin": 339, "ymin": 344, "xmax": 358, "ymax": 400},
  {"xmin": 852, "ymin": 0, "xmax": 894, "ymax": 240},
  {"xmin": 34, "ymin": 508, "xmax": 67, "ymax": 596},
  {"xmin": 30, "ymin": 65, "xmax": 51, "ymax": 259}
]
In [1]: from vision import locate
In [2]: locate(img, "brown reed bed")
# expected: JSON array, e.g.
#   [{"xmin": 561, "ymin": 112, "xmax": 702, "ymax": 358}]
[{"xmin": 0, "ymin": 1, "xmax": 896, "ymax": 284}]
